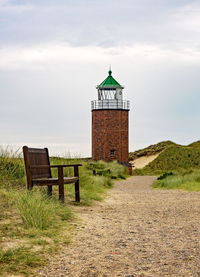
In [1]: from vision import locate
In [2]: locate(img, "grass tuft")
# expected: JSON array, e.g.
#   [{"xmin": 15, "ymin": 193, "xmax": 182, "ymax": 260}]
[
  {"xmin": 14, "ymin": 191, "xmax": 73, "ymax": 230},
  {"xmin": 0, "ymin": 247, "xmax": 45, "ymax": 275}
]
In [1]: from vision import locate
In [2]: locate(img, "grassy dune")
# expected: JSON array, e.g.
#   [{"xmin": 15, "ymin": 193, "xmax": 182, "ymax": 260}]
[
  {"xmin": 132, "ymin": 141, "xmax": 200, "ymax": 175},
  {"xmin": 0, "ymin": 148, "xmax": 127, "ymax": 276},
  {"xmin": 131, "ymin": 140, "xmax": 200, "ymax": 192},
  {"xmin": 129, "ymin": 140, "xmax": 177, "ymax": 160}
]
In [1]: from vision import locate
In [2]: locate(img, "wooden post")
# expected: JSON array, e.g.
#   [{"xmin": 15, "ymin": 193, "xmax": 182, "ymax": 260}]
[
  {"xmin": 45, "ymin": 148, "xmax": 52, "ymax": 197},
  {"xmin": 58, "ymin": 167, "xmax": 64, "ymax": 202},
  {"xmin": 74, "ymin": 165, "xmax": 80, "ymax": 202},
  {"xmin": 23, "ymin": 146, "xmax": 33, "ymax": 190}
]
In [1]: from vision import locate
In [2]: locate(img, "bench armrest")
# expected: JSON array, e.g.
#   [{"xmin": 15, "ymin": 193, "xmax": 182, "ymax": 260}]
[
  {"xmin": 30, "ymin": 164, "xmax": 82, "ymax": 169},
  {"xmin": 50, "ymin": 164, "xmax": 82, "ymax": 168}
]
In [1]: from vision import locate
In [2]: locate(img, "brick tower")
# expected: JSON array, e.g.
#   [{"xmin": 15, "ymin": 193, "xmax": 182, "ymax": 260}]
[{"xmin": 91, "ymin": 69, "xmax": 130, "ymax": 163}]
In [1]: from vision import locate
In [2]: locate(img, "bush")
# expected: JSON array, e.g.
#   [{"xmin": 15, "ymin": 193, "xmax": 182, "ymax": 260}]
[{"xmin": 157, "ymin": 172, "xmax": 173, "ymax": 180}]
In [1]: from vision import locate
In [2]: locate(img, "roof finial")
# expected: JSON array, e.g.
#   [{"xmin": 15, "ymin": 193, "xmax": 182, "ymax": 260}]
[{"xmin": 108, "ymin": 65, "xmax": 112, "ymax": 76}]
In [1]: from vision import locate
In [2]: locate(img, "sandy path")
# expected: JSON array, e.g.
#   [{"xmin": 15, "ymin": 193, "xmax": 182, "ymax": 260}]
[
  {"xmin": 39, "ymin": 176, "xmax": 200, "ymax": 277},
  {"xmin": 130, "ymin": 154, "xmax": 159, "ymax": 169}
]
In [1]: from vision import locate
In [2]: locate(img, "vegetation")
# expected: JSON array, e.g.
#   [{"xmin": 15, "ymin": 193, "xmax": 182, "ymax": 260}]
[
  {"xmin": 15, "ymin": 191, "xmax": 73, "ymax": 229},
  {"xmin": 129, "ymin": 140, "xmax": 176, "ymax": 160},
  {"xmin": 153, "ymin": 169, "xmax": 200, "ymax": 192},
  {"xmin": 131, "ymin": 140, "xmax": 200, "ymax": 192},
  {"xmin": 131, "ymin": 141, "xmax": 200, "ymax": 175},
  {"xmin": 188, "ymin": 140, "xmax": 200, "ymax": 148},
  {"xmin": 0, "ymin": 147, "xmax": 127, "ymax": 276}
]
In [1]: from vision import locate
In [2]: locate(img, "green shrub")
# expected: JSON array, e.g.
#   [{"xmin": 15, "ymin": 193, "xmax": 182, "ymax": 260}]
[{"xmin": 157, "ymin": 172, "xmax": 173, "ymax": 180}]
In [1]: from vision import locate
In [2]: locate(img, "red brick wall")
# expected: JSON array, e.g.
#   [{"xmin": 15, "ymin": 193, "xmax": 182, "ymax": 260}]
[{"xmin": 92, "ymin": 110, "xmax": 129, "ymax": 162}]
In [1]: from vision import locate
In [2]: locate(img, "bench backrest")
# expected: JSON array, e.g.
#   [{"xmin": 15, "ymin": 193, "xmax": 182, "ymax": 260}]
[{"xmin": 23, "ymin": 146, "xmax": 52, "ymax": 187}]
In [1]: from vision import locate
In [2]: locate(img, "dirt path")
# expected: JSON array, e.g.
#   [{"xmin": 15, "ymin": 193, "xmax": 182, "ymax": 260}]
[{"xmin": 39, "ymin": 176, "xmax": 200, "ymax": 277}]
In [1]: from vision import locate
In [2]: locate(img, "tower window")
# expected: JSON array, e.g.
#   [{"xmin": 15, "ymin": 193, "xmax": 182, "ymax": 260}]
[{"xmin": 110, "ymin": 149, "xmax": 116, "ymax": 156}]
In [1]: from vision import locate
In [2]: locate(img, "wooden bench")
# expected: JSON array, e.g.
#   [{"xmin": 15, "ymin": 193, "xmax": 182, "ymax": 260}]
[{"xmin": 23, "ymin": 146, "xmax": 81, "ymax": 202}]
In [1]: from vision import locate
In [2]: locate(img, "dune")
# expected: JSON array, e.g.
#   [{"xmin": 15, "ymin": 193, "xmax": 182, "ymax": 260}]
[{"xmin": 130, "ymin": 153, "xmax": 160, "ymax": 169}]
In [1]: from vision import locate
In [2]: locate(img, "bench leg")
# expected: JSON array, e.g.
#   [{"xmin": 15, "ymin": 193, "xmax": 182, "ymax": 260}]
[
  {"xmin": 27, "ymin": 183, "xmax": 33, "ymax": 190},
  {"xmin": 59, "ymin": 183, "xmax": 64, "ymax": 202},
  {"xmin": 75, "ymin": 180, "xmax": 80, "ymax": 202},
  {"xmin": 74, "ymin": 165, "xmax": 80, "ymax": 202},
  {"xmin": 47, "ymin": 185, "xmax": 52, "ymax": 197},
  {"xmin": 58, "ymin": 167, "xmax": 64, "ymax": 203}
]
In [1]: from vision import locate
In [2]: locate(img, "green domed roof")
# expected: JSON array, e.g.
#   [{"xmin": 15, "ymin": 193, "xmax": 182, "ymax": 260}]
[{"xmin": 97, "ymin": 69, "xmax": 123, "ymax": 89}]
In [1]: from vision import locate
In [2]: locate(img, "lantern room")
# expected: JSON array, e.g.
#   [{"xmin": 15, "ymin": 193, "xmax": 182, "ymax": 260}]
[{"xmin": 91, "ymin": 69, "xmax": 129, "ymax": 110}]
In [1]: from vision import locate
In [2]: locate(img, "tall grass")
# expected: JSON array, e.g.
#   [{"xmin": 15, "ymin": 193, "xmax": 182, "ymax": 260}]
[
  {"xmin": 153, "ymin": 169, "xmax": 200, "ymax": 191},
  {"xmin": 14, "ymin": 191, "xmax": 73, "ymax": 230},
  {"xmin": 0, "ymin": 146, "xmax": 25, "ymax": 186}
]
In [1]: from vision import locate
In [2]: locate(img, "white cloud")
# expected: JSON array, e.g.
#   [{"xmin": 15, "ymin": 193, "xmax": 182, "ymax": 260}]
[{"xmin": 1, "ymin": 43, "xmax": 200, "ymax": 71}]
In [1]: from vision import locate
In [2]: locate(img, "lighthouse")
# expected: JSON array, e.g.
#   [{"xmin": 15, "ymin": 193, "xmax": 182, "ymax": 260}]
[{"xmin": 91, "ymin": 69, "xmax": 130, "ymax": 164}]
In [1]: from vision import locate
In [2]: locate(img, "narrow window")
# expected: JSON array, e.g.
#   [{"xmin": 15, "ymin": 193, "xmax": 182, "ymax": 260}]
[{"xmin": 110, "ymin": 149, "xmax": 116, "ymax": 156}]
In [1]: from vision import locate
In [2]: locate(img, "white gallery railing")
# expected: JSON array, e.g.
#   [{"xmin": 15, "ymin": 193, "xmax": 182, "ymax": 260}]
[{"xmin": 91, "ymin": 100, "xmax": 130, "ymax": 110}]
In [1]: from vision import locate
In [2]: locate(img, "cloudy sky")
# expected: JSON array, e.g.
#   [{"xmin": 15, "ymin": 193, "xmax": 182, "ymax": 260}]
[{"xmin": 0, "ymin": 0, "xmax": 200, "ymax": 156}]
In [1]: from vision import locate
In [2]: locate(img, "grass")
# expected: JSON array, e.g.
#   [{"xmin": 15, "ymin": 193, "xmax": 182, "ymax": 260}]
[
  {"xmin": 129, "ymin": 140, "xmax": 177, "ymax": 160},
  {"xmin": 131, "ymin": 140, "xmax": 200, "ymax": 192},
  {"xmin": 49, "ymin": 158, "xmax": 127, "ymax": 205},
  {"xmin": 0, "ymin": 247, "xmax": 45, "ymax": 276},
  {"xmin": 188, "ymin": 140, "xmax": 200, "ymax": 148},
  {"xmin": 0, "ymin": 187, "xmax": 73, "ymax": 276},
  {"xmin": 132, "ymin": 143, "xmax": 200, "ymax": 176},
  {"xmin": 14, "ymin": 191, "xmax": 73, "ymax": 229},
  {"xmin": 146, "ymin": 145, "xmax": 200, "ymax": 171},
  {"xmin": 153, "ymin": 169, "xmax": 200, "ymax": 191},
  {"xmin": 0, "ymin": 146, "xmax": 127, "ymax": 275}
]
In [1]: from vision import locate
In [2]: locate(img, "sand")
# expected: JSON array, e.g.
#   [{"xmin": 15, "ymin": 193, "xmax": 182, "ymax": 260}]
[
  {"xmin": 38, "ymin": 176, "xmax": 200, "ymax": 277},
  {"xmin": 130, "ymin": 154, "xmax": 160, "ymax": 169}
]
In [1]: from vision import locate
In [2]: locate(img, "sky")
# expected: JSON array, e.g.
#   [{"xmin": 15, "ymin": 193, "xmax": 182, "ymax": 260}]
[{"xmin": 0, "ymin": 0, "xmax": 200, "ymax": 157}]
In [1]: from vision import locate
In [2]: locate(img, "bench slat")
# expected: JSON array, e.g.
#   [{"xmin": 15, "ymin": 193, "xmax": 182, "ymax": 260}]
[{"xmin": 32, "ymin": 176, "xmax": 78, "ymax": 185}]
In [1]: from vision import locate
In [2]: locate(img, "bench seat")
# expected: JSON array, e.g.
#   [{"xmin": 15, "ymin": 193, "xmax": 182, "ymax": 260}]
[{"xmin": 32, "ymin": 177, "xmax": 78, "ymax": 185}]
